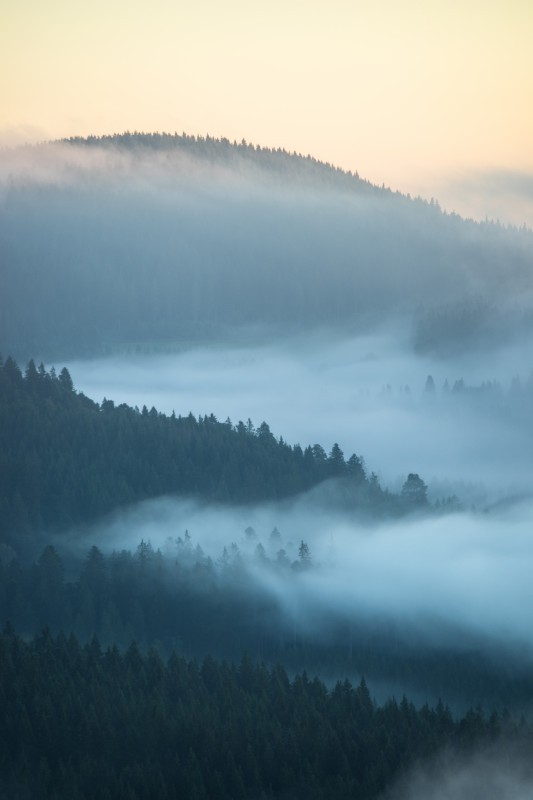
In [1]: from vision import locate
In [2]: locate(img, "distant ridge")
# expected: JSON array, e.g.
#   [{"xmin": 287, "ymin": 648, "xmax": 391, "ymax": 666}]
[
  {"xmin": 57, "ymin": 133, "xmax": 533, "ymax": 232},
  {"xmin": 9, "ymin": 130, "xmax": 533, "ymax": 230},
  {"xmin": 2, "ymin": 132, "xmax": 532, "ymax": 361},
  {"xmin": 61, "ymin": 130, "xmax": 380, "ymax": 192}
]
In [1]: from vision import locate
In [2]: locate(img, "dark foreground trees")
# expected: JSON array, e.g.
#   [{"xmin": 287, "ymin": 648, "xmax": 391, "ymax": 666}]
[
  {"xmin": 3, "ymin": 541, "xmax": 533, "ymax": 716},
  {"xmin": 1, "ymin": 624, "xmax": 530, "ymax": 800}
]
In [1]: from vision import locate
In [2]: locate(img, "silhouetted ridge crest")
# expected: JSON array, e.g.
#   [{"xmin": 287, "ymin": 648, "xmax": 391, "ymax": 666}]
[{"xmin": 61, "ymin": 130, "xmax": 378, "ymax": 193}]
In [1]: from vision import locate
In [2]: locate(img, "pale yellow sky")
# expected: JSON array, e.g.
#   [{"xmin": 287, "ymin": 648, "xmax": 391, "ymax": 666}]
[{"xmin": 1, "ymin": 0, "xmax": 533, "ymax": 223}]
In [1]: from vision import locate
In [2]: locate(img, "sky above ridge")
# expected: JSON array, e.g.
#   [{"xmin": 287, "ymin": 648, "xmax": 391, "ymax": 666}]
[{"xmin": 1, "ymin": 0, "xmax": 533, "ymax": 225}]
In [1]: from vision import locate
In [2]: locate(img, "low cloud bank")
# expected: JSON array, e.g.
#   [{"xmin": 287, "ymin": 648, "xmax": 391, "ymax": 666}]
[{"xmin": 68, "ymin": 492, "xmax": 533, "ymax": 655}]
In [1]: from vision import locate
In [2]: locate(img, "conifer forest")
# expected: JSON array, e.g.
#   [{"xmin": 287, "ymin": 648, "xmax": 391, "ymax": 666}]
[{"xmin": 2, "ymin": 135, "xmax": 533, "ymax": 798}]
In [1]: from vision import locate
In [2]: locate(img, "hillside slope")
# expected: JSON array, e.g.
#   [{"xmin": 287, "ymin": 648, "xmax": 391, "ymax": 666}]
[
  {"xmin": 1, "ymin": 133, "xmax": 532, "ymax": 360},
  {"xmin": 0, "ymin": 355, "xmax": 378, "ymax": 544}
]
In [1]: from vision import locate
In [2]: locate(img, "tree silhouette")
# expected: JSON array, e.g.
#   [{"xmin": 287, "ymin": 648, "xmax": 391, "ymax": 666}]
[{"xmin": 401, "ymin": 473, "xmax": 428, "ymax": 508}]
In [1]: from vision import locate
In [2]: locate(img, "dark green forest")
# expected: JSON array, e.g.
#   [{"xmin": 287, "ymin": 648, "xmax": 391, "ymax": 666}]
[
  {"xmin": 0, "ymin": 355, "xmax": 423, "ymax": 547},
  {"xmin": 2, "ymin": 623, "xmax": 532, "ymax": 800}
]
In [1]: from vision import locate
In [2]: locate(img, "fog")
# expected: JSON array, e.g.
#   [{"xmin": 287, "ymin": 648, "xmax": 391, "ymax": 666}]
[
  {"xmin": 385, "ymin": 748, "xmax": 533, "ymax": 800},
  {"xmin": 438, "ymin": 167, "xmax": 533, "ymax": 229},
  {"xmin": 63, "ymin": 328, "xmax": 533, "ymax": 505},
  {"xmin": 60, "ymin": 319, "xmax": 533, "ymax": 660},
  {"xmin": 66, "ymin": 490, "xmax": 533, "ymax": 656}
]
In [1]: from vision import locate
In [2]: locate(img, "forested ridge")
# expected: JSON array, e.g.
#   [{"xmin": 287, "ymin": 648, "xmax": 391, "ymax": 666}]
[
  {"xmin": 2, "ymin": 540, "xmax": 532, "ymax": 716},
  {"xmin": 0, "ymin": 355, "xmax": 418, "ymax": 546},
  {"xmin": 63, "ymin": 131, "xmax": 378, "ymax": 192},
  {"xmin": 1, "ymin": 623, "xmax": 531, "ymax": 800},
  {"xmin": 2, "ymin": 133, "xmax": 532, "ymax": 362}
]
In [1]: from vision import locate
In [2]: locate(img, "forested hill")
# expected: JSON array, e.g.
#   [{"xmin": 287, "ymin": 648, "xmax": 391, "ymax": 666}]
[
  {"xmin": 3, "ymin": 624, "xmax": 529, "ymax": 800},
  {"xmin": 0, "ymin": 356, "xmax": 380, "ymax": 545},
  {"xmin": 63, "ymin": 131, "xmax": 378, "ymax": 193},
  {"xmin": 2, "ymin": 133, "xmax": 532, "ymax": 361}
]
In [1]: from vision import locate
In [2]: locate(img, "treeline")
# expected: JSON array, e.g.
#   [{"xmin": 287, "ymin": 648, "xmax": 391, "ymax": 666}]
[
  {"xmin": 382, "ymin": 368, "xmax": 533, "ymax": 402},
  {"xmin": 377, "ymin": 368, "xmax": 533, "ymax": 426},
  {"xmin": 1, "ymin": 623, "xmax": 530, "ymax": 800},
  {"xmin": 63, "ymin": 131, "xmax": 378, "ymax": 193},
  {"xmin": 2, "ymin": 540, "xmax": 532, "ymax": 715},
  {"xmin": 0, "ymin": 356, "xmax": 385, "ymax": 544}
]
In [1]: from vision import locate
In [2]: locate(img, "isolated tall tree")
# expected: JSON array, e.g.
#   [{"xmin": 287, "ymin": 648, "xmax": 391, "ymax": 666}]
[
  {"xmin": 347, "ymin": 453, "xmax": 366, "ymax": 484},
  {"xmin": 401, "ymin": 473, "xmax": 428, "ymax": 508},
  {"xmin": 58, "ymin": 367, "xmax": 74, "ymax": 392},
  {"xmin": 328, "ymin": 443, "xmax": 346, "ymax": 475},
  {"xmin": 298, "ymin": 540, "xmax": 311, "ymax": 566}
]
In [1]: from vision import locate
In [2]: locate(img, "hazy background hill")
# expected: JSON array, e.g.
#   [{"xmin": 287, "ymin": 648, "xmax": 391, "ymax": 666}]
[{"xmin": 1, "ymin": 133, "xmax": 532, "ymax": 362}]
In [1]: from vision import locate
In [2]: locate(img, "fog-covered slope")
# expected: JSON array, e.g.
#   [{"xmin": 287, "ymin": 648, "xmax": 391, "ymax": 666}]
[{"xmin": 1, "ymin": 133, "xmax": 532, "ymax": 361}]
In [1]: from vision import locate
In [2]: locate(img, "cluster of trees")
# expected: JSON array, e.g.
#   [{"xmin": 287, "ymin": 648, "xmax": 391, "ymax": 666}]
[
  {"xmin": 379, "ymin": 369, "xmax": 533, "ymax": 409},
  {"xmin": 375, "ymin": 369, "xmax": 533, "ymax": 447},
  {"xmin": 420, "ymin": 369, "xmax": 533, "ymax": 436},
  {"xmin": 2, "ymin": 539, "xmax": 532, "ymax": 715},
  {"xmin": 0, "ymin": 356, "xmax": 433, "ymax": 547},
  {"xmin": 1, "ymin": 623, "xmax": 530, "ymax": 800},
  {"xmin": 424, "ymin": 371, "xmax": 533, "ymax": 403}
]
